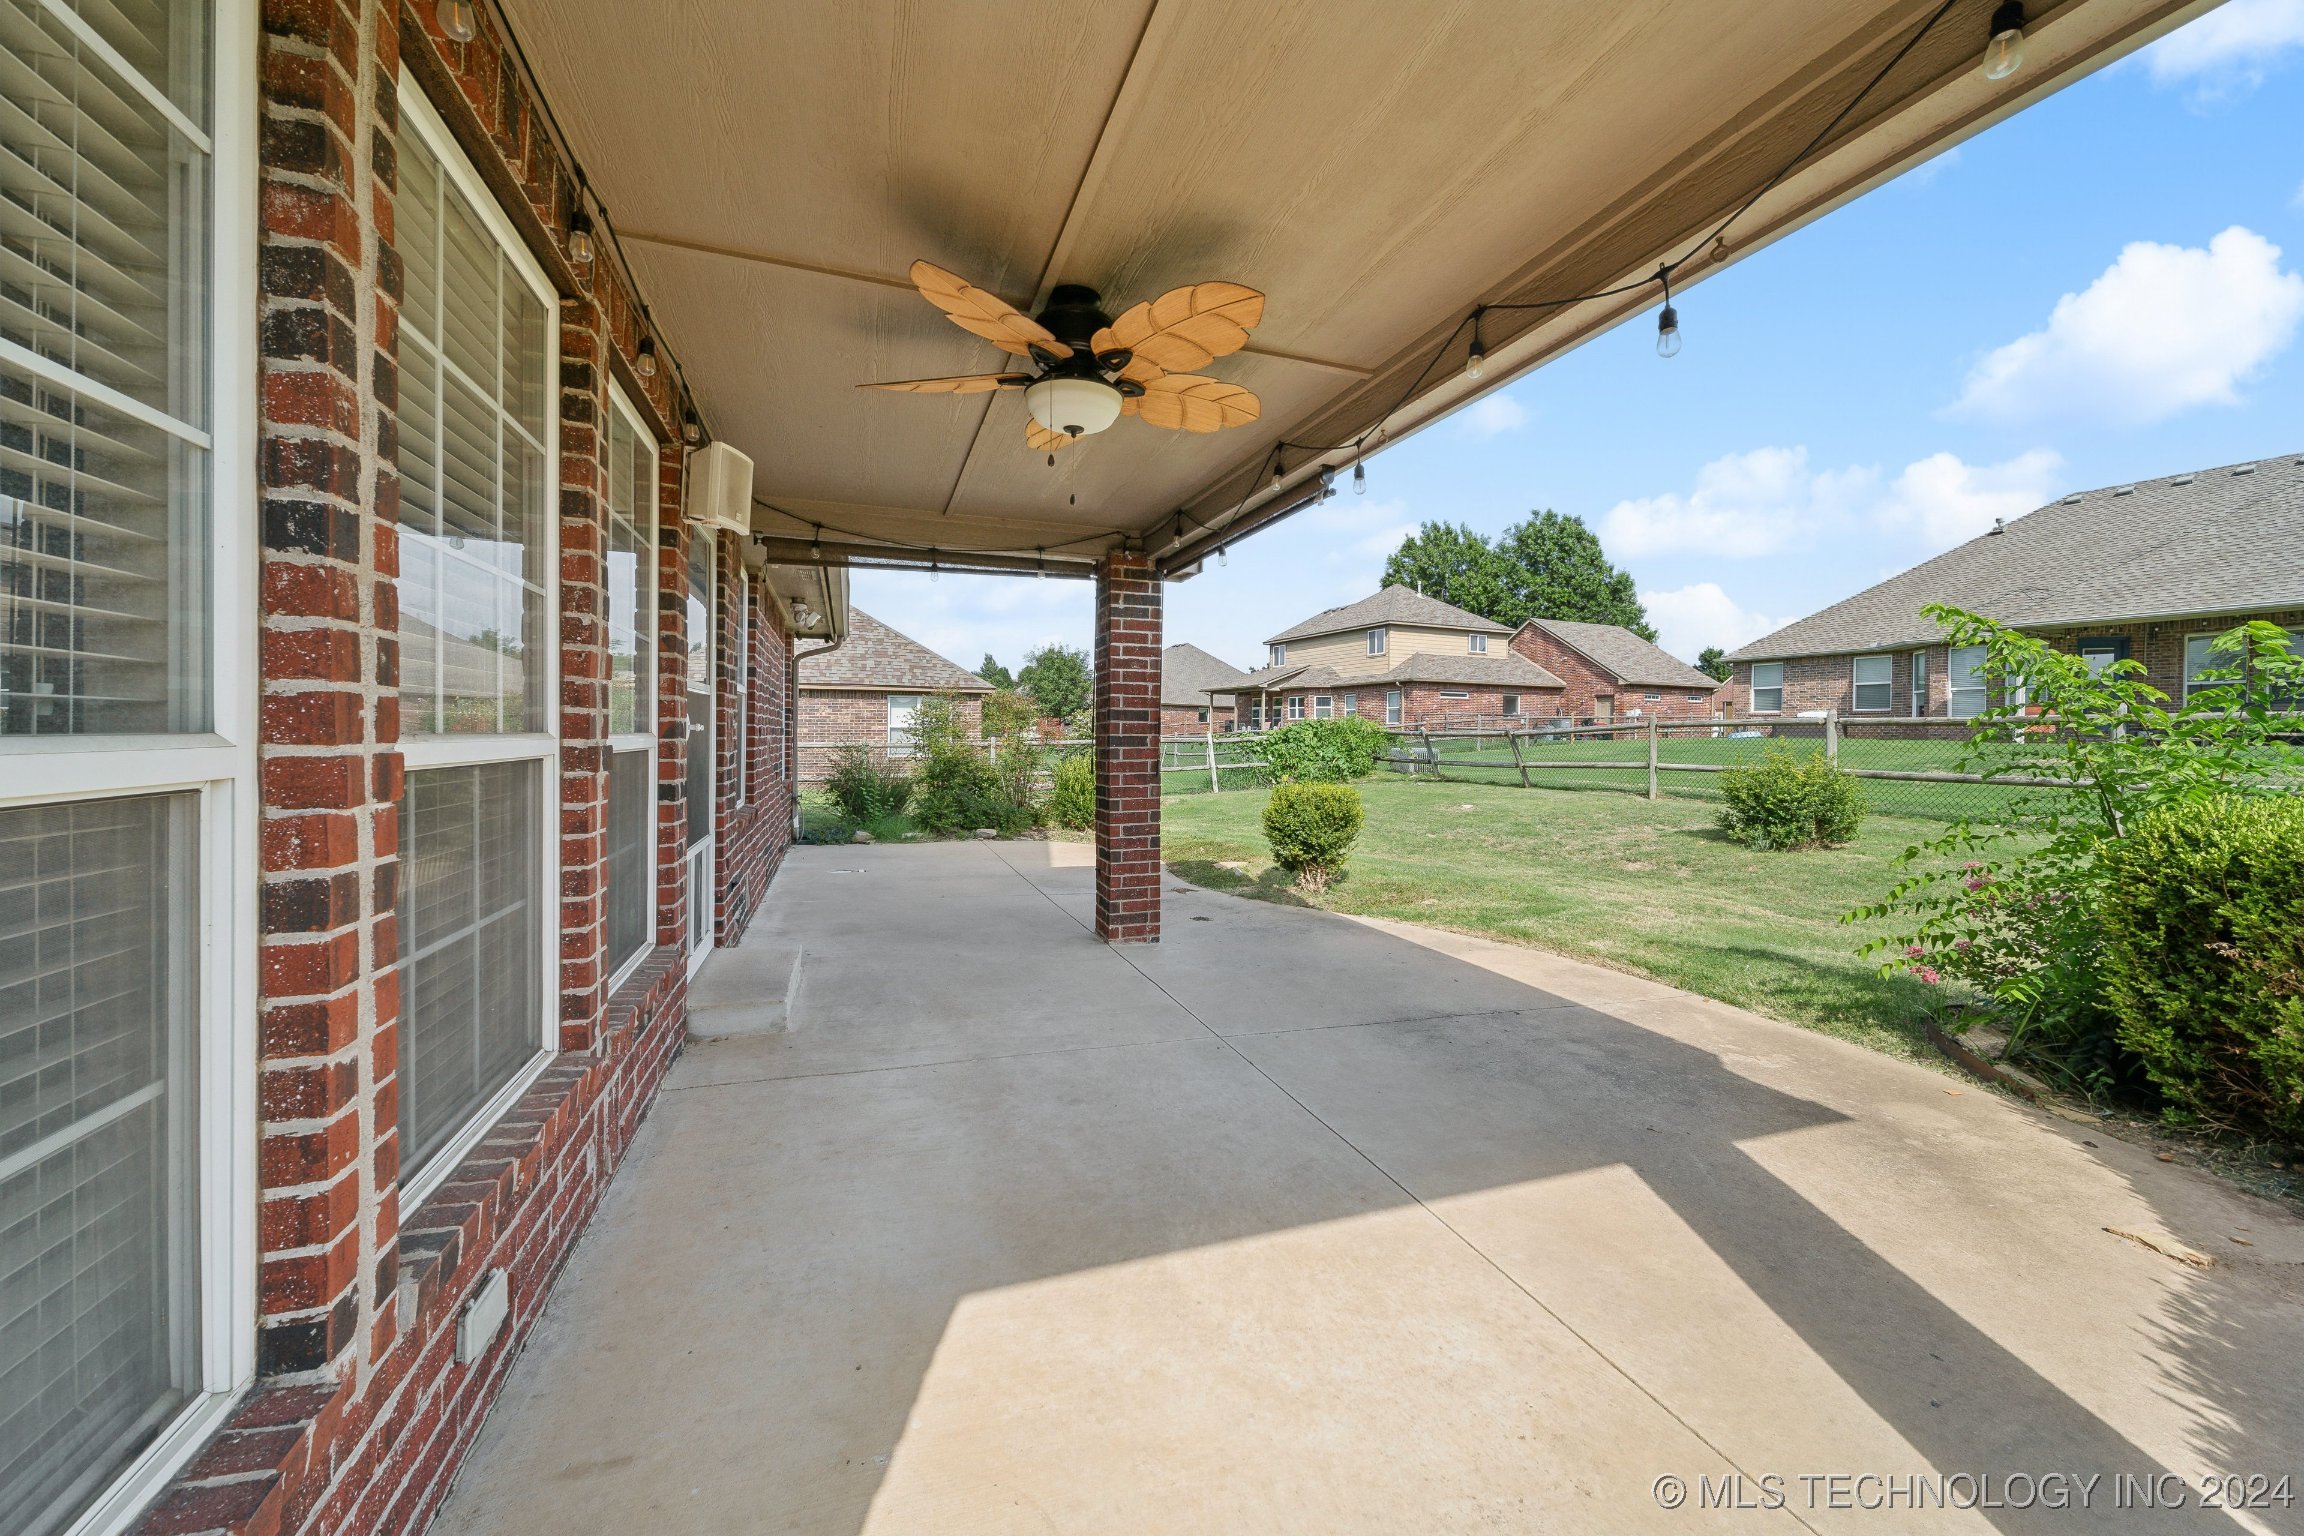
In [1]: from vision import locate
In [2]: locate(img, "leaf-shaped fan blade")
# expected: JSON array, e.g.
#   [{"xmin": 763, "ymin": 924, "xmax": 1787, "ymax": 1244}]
[
  {"xmin": 1131, "ymin": 374, "xmax": 1261, "ymax": 433},
  {"xmin": 1026, "ymin": 421, "xmax": 1075, "ymax": 453},
  {"xmin": 859, "ymin": 373, "xmax": 1026, "ymax": 394},
  {"xmin": 911, "ymin": 260, "xmax": 1071, "ymax": 360},
  {"xmin": 1104, "ymin": 282, "xmax": 1265, "ymax": 373}
]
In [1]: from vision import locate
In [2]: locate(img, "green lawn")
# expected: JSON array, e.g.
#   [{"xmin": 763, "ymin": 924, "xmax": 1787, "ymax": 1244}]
[{"xmin": 1162, "ymin": 776, "xmax": 1949, "ymax": 1062}]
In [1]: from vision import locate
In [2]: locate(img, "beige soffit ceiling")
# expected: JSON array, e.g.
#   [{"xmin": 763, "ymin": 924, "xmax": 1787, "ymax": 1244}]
[{"xmin": 498, "ymin": 0, "xmax": 2214, "ymax": 577}]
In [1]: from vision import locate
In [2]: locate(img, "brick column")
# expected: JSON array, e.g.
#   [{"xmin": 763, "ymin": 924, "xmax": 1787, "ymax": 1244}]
[
  {"xmin": 1093, "ymin": 550, "xmax": 1162, "ymax": 942},
  {"xmin": 253, "ymin": 0, "xmax": 398, "ymax": 1382},
  {"xmin": 556, "ymin": 296, "xmax": 610, "ymax": 1047}
]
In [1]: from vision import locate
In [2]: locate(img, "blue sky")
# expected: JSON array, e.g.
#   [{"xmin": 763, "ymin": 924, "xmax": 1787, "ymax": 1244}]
[{"xmin": 853, "ymin": 2, "xmax": 2304, "ymax": 676}]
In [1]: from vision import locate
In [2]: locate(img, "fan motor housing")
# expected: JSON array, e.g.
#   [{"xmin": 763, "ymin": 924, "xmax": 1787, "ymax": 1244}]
[{"xmin": 1036, "ymin": 284, "xmax": 1110, "ymax": 352}]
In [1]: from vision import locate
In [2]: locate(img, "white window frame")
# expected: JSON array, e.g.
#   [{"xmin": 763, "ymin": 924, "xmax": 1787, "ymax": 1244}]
[
  {"xmin": 604, "ymin": 382, "xmax": 657, "ymax": 995},
  {"xmin": 1269, "ymin": 643, "xmax": 1287, "ymax": 666},
  {"xmin": 2183, "ymin": 632, "xmax": 2236, "ymax": 702},
  {"xmin": 1851, "ymin": 653, "xmax": 1893, "ymax": 714},
  {"xmin": 0, "ymin": 5, "xmax": 263, "ymax": 1532},
  {"xmin": 1314, "ymin": 695, "xmax": 1333, "ymax": 719},
  {"xmin": 1910, "ymin": 648, "xmax": 1929, "ymax": 718},
  {"xmin": 1502, "ymin": 694, "xmax": 1520, "ymax": 717},
  {"xmin": 1340, "ymin": 693, "xmax": 1357, "ymax": 717},
  {"xmin": 1749, "ymin": 662, "xmax": 1784, "ymax": 714},
  {"xmin": 1468, "ymin": 633, "xmax": 1488, "ymax": 653},
  {"xmin": 1366, "ymin": 628, "xmax": 1386, "ymax": 657},
  {"xmin": 1287, "ymin": 695, "xmax": 1305, "ymax": 721},
  {"xmin": 393, "ymin": 79, "xmax": 562, "ymax": 1214},
  {"xmin": 886, "ymin": 693, "xmax": 925, "ymax": 755},
  {"xmin": 1384, "ymin": 689, "xmax": 1401, "ymax": 726},
  {"xmin": 1948, "ymin": 645, "xmax": 1988, "ymax": 719}
]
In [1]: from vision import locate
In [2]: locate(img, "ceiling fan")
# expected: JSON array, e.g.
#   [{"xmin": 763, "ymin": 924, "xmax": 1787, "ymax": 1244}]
[{"xmin": 862, "ymin": 261, "xmax": 1266, "ymax": 457}]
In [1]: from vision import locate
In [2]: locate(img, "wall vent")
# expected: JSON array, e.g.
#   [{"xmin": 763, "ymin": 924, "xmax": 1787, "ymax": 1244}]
[{"xmin": 456, "ymin": 1269, "xmax": 510, "ymax": 1364}]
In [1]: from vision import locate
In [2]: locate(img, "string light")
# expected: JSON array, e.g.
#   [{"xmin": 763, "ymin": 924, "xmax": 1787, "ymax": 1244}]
[
  {"xmin": 1353, "ymin": 461, "xmax": 1366, "ymax": 496},
  {"xmin": 437, "ymin": 0, "xmax": 476, "ymax": 42},
  {"xmin": 1466, "ymin": 310, "xmax": 1486, "ymax": 381},
  {"xmin": 566, "ymin": 207, "xmax": 595, "ymax": 266},
  {"xmin": 1654, "ymin": 267, "xmax": 1681, "ymax": 359},
  {"xmin": 1270, "ymin": 457, "xmax": 1285, "ymax": 487},
  {"xmin": 681, "ymin": 409, "xmax": 701, "ymax": 445},
  {"xmin": 1981, "ymin": 1, "xmax": 2026, "ymax": 79},
  {"xmin": 1218, "ymin": 544, "xmax": 1227, "ymax": 567},
  {"xmin": 636, "ymin": 336, "xmax": 658, "ymax": 378}
]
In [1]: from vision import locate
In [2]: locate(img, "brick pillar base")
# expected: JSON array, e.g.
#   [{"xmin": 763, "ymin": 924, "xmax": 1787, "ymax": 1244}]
[{"xmin": 1093, "ymin": 550, "xmax": 1161, "ymax": 942}]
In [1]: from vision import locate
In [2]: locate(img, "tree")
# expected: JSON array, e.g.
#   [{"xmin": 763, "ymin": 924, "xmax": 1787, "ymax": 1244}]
[
  {"xmin": 977, "ymin": 653, "xmax": 1015, "ymax": 689},
  {"xmin": 1380, "ymin": 522, "xmax": 1512, "ymax": 617},
  {"xmin": 1382, "ymin": 510, "xmax": 1653, "ymax": 638},
  {"xmin": 1016, "ymin": 643, "xmax": 1092, "ymax": 724},
  {"xmin": 1697, "ymin": 646, "xmax": 1732, "ymax": 682}
]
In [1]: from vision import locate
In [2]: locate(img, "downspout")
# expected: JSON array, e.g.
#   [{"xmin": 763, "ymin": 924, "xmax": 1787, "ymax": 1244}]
[{"xmin": 790, "ymin": 564, "xmax": 846, "ymax": 838}]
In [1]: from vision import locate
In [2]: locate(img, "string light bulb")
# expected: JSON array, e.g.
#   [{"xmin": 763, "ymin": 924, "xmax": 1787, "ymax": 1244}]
[
  {"xmin": 1218, "ymin": 545, "xmax": 1227, "ymax": 567},
  {"xmin": 1655, "ymin": 302, "xmax": 1681, "ymax": 359},
  {"xmin": 636, "ymin": 337, "xmax": 657, "ymax": 378},
  {"xmin": 1270, "ymin": 458, "xmax": 1285, "ymax": 487},
  {"xmin": 1981, "ymin": 1, "xmax": 2025, "ymax": 80},
  {"xmin": 566, "ymin": 207, "xmax": 595, "ymax": 266},
  {"xmin": 1466, "ymin": 335, "xmax": 1486, "ymax": 382},
  {"xmin": 681, "ymin": 409, "xmax": 701, "ymax": 445},
  {"xmin": 1353, "ymin": 461, "xmax": 1366, "ymax": 496},
  {"xmin": 437, "ymin": 0, "xmax": 477, "ymax": 42}
]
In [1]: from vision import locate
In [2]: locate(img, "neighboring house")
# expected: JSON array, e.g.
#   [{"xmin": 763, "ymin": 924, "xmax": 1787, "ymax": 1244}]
[
  {"xmin": 1162, "ymin": 643, "xmax": 1250, "ymax": 735},
  {"xmin": 798, "ymin": 609, "xmax": 992, "ymax": 763},
  {"xmin": 1228, "ymin": 585, "xmax": 1565, "ymax": 728},
  {"xmin": 1511, "ymin": 618, "xmax": 1726, "ymax": 721},
  {"xmin": 1726, "ymin": 454, "xmax": 2304, "ymax": 719}
]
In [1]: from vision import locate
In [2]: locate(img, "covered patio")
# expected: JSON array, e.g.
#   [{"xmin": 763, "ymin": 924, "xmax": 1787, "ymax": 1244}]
[{"xmin": 432, "ymin": 843, "xmax": 2304, "ymax": 1533}]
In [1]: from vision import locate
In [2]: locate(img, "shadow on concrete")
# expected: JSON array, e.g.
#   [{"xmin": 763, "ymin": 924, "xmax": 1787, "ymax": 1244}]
[{"xmin": 432, "ymin": 844, "xmax": 2300, "ymax": 1536}]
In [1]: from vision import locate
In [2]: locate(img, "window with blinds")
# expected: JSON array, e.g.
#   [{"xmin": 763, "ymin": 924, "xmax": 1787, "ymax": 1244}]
[
  {"xmin": 395, "ymin": 123, "xmax": 549, "ymax": 737},
  {"xmin": 604, "ymin": 394, "xmax": 653, "ymax": 982},
  {"xmin": 1, "ymin": 0, "xmax": 211, "ymax": 737},
  {"xmin": 0, "ymin": 792, "xmax": 200, "ymax": 1536},
  {"xmin": 400, "ymin": 760, "xmax": 541, "ymax": 1180}
]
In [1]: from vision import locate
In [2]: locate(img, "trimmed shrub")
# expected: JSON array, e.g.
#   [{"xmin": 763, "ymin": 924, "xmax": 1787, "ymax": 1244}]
[
  {"xmin": 2101, "ymin": 796, "xmax": 2304, "ymax": 1140},
  {"xmin": 1049, "ymin": 751, "xmax": 1095, "ymax": 831},
  {"xmin": 1263, "ymin": 782, "xmax": 1364, "ymax": 891},
  {"xmin": 1249, "ymin": 717, "xmax": 1388, "ymax": 784},
  {"xmin": 1718, "ymin": 746, "xmax": 1865, "ymax": 850},
  {"xmin": 824, "ymin": 746, "xmax": 910, "ymax": 824}
]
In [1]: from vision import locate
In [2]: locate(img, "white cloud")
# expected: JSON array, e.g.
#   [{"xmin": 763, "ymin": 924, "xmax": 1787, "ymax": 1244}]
[
  {"xmin": 2293, "ymin": 175, "xmax": 2304, "ymax": 209},
  {"xmin": 2143, "ymin": 0, "xmax": 2304, "ymax": 96},
  {"xmin": 1456, "ymin": 392, "xmax": 1529, "ymax": 441},
  {"xmin": 1871, "ymin": 449, "xmax": 2065, "ymax": 547},
  {"xmin": 1949, "ymin": 227, "xmax": 2304, "ymax": 427},
  {"xmin": 1640, "ymin": 583, "xmax": 1785, "ymax": 662},
  {"xmin": 1598, "ymin": 446, "xmax": 1874, "ymax": 558},
  {"xmin": 1600, "ymin": 445, "xmax": 2063, "ymax": 562},
  {"xmin": 1295, "ymin": 494, "xmax": 1417, "ymax": 562}
]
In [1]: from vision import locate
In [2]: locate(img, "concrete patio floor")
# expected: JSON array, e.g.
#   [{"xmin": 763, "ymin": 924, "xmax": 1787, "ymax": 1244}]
[{"xmin": 431, "ymin": 841, "xmax": 2304, "ymax": 1535}]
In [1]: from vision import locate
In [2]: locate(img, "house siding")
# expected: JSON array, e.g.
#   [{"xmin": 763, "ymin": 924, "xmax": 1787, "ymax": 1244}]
[{"xmin": 1274, "ymin": 623, "xmax": 1499, "ymax": 679}]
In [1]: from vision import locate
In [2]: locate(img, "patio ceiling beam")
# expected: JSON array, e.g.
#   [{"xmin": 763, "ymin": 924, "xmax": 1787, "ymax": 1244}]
[{"xmin": 749, "ymin": 534, "xmax": 1100, "ymax": 580}]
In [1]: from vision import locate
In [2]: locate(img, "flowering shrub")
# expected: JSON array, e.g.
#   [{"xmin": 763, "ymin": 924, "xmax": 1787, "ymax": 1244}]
[{"xmin": 1846, "ymin": 608, "xmax": 2304, "ymax": 1096}]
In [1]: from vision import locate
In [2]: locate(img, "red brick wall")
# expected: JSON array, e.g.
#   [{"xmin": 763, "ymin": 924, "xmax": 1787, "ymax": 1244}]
[
  {"xmin": 135, "ymin": 4, "xmax": 794, "ymax": 1533},
  {"xmin": 713, "ymin": 551, "xmax": 794, "ymax": 945},
  {"xmin": 1094, "ymin": 553, "xmax": 1161, "ymax": 943},
  {"xmin": 1729, "ymin": 609, "xmax": 2304, "ymax": 721},
  {"xmin": 1508, "ymin": 628, "xmax": 1723, "ymax": 720},
  {"xmin": 796, "ymin": 688, "xmax": 987, "ymax": 779},
  {"xmin": 1160, "ymin": 702, "xmax": 1235, "ymax": 736}
]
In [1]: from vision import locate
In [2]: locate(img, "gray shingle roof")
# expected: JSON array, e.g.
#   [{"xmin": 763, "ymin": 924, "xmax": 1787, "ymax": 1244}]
[
  {"xmin": 1520, "ymin": 618, "xmax": 1723, "ymax": 690},
  {"xmin": 1267, "ymin": 584, "xmax": 1514, "ymax": 644},
  {"xmin": 1729, "ymin": 454, "xmax": 2304, "ymax": 663},
  {"xmin": 1226, "ymin": 651, "xmax": 1563, "ymax": 692},
  {"xmin": 1161, "ymin": 643, "xmax": 1250, "ymax": 708},
  {"xmin": 796, "ymin": 610, "xmax": 991, "ymax": 692}
]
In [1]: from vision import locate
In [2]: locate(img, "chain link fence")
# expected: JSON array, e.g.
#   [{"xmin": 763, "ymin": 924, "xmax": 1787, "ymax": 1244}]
[{"xmin": 1375, "ymin": 715, "xmax": 2064, "ymax": 822}]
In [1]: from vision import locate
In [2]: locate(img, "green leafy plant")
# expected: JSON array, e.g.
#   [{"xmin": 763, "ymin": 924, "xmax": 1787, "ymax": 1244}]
[
  {"xmin": 1048, "ymin": 750, "xmax": 1095, "ymax": 831},
  {"xmin": 906, "ymin": 694, "xmax": 1030, "ymax": 836},
  {"xmin": 2101, "ymin": 796, "xmax": 2304, "ymax": 1140},
  {"xmin": 1717, "ymin": 746, "xmax": 1866, "ymax": 850},
  {"xmin": 823, "ymin": 745, "xmax": 911, "ymax": 825},
  {"xmin": 1016, "ymin": 643, "xmax": 1093, "ymax": 728},
  {"xmin": 1847, "ymin": 609, "xmax": 2304, "ymax": 1095},
  {"xmin": 1263, "ymin": 782, "xmax": 1364, "ymax": 891},
  {"xmin": 1247, "ymin": 717, "xmax": 1387, "ymax": 784}
]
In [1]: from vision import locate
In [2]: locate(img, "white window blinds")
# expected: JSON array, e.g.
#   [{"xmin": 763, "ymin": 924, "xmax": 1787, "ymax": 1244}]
[
  {"xmin": 0, "ymin": 791, "xmax": 201, "ymax": 1536},
  {"xmin": 0, "ymin": 0, "xmax": 211, "ymax": 736},
  {"xmin": 395, "ymin": 124, "xmax": 549, "ymax": 736}
]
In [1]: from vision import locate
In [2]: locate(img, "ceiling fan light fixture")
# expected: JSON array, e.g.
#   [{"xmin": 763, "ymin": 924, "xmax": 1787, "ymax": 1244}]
[{"xmin": 1024, "ymin": 376, "xmax": 1123, "ymax": 438}]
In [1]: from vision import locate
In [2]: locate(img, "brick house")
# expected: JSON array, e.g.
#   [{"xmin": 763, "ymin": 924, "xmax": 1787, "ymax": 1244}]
[
  {"xmin": 797, "ymin": 609, "xmax": 991, "ymax": 775},
  {"xmin": 1228, "ymin": 586, "xmax": 1565, "ymax": 728},
  {"xmin": 1726, "ymin": 455, "xmax": 2304, "ymax": 719},
  {"xmin": 1510, "ymin": 618, "xmax": 1725, "ymax": 721},
  {"xmin": 1161, "ymin": 643, "xmax": 1249, "ymax": 735}
]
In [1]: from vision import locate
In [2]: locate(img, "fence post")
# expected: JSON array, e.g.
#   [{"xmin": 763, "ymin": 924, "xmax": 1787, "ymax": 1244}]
[
  {"xmin": 1647, "ymin": 714, "xmax": 1660, "ymax": 801},
  {"xmin": 1508, "ymin": 729, "xmax": 1530, "ymax": 788},
  {"xmin": 1205, "ymin": 724, "xmax": 1220, "ymax": 793},
  {"xmin": 1824, "ymin": 709, "xmax": 1840, "ymax": 765}
]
